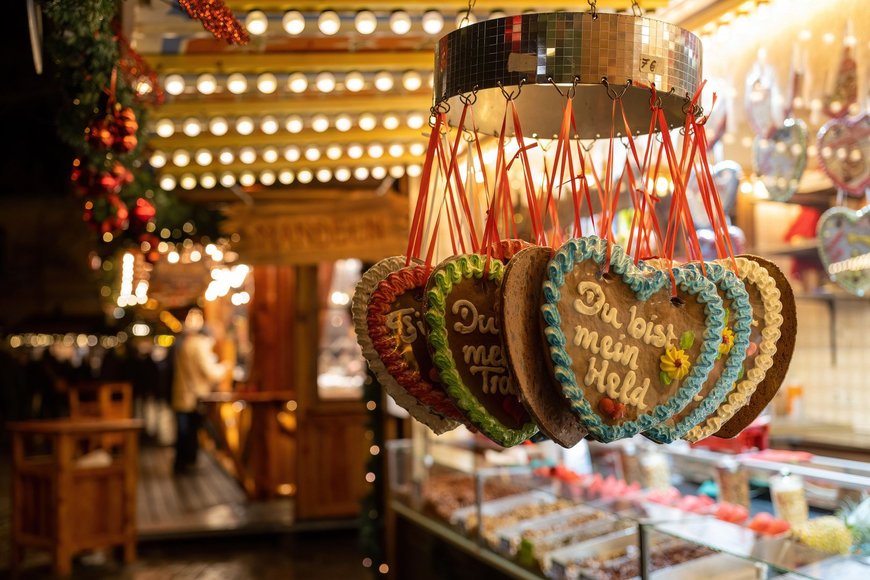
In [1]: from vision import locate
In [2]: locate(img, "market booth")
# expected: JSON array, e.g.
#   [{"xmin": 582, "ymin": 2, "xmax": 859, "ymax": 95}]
[{"xmin": 2, "ymin": 0, "xmax": 870, "ymax": 577}]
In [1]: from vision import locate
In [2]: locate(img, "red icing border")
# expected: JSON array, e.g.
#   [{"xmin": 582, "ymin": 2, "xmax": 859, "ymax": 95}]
[{"xmin": 367, "ymin": 265, "xmax": 472, "ymax": 426}]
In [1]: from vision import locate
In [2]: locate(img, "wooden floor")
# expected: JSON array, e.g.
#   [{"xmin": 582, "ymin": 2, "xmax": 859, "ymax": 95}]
[{"xmin": 137, "ymin": 445, "xmax": 295, "ymax": 539}]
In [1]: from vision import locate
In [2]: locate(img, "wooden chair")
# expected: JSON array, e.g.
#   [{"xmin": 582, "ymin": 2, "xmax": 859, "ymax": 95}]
[
  {"xmin": 68, "ymin": 382, "xmax": 133, "ymax": 448},
  {"xmin": 8, "ymin": 419, "xmax": 142, "ymax": 576}
]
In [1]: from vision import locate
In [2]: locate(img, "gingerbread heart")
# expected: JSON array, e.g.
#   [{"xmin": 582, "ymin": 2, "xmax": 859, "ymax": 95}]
[
  {"xmin": 643, "ymin": 261, "xmax": 752, "ymax": 443},
  {"xmin": 686, "ymin": 256, "xmax": 788, "ymax": 441},
  {"xmin": 352, "ymin": 256, "xmax": 461, "ymax": 434},
  {"xmin": 714, "ymin": 256, "xmax": 796, "ymax": 438},
  {"xmin": 752, "ymin": 118, "xmax": 808, "ymax": 202},
  {"xmin": 500, "ymin": 246, "xmax": 587, "ymax": 448},
  {"xmin": 817, "ymin": 113, "xmax": 870, "ymax": 196},
  {"xmin": 541, "ymin": 236, "xmax": 725, "ymax": 443},
  {"xmin": 817, "ymin": 205, "xmax": 870, "ymax": 297},
  {"xmin": 425, "ymin": 254, "xmax": 538, "ymax": 447}
]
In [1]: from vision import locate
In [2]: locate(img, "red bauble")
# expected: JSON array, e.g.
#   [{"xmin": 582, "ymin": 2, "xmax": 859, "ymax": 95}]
[
  {"xmin": 97, "ymin": 173, "xmax": 122, "ymax": 194},
  {"xmin": 83, "ymin": 194, "xmax": 129, "ymax": 234},
  {"xmin": 113, "ymin": 133, "xmax": 138, "ymax": 153},
  {"xmin": 132, "ymin": 197, "xmax": 156, "ymax": 223},
  {"xmin": 111, "ymin": 162, "xmax": 134, "ymax": 184},
  {"xmin": 85, "ymin": 118, "xmax": 115, "ymax": 149}
]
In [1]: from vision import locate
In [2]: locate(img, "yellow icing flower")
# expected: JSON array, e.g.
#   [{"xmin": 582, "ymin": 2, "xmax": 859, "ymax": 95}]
[
  {"xmin": 720, "ymin": 327, "xmax": 735, "ymax": 356},
  {"xmin": 660, "ymin": 345, "xmax": 691, "ymax": 380}
]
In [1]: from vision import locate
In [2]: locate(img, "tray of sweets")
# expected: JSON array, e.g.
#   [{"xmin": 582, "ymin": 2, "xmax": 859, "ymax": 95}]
[{"xmin": 494, "ymin": 505, "xmax": 607, "ymax": 555}]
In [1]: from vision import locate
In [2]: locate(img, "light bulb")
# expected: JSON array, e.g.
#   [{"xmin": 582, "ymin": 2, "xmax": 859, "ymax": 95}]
[
  {"xmin": 355, "ymin": 10, "xmax": 377, "ymax": 35},
  {"xmin": 344, "ymin": 71, "xmax": 365, "ymax": 92},
  {"xmin": 220, "ymin": 172, "xmax": 236, "ymax": 187},
  {"xmin": 368, "ymin": 143, "xmax": 385, "ymax": 158},
  {"xmin": 194, "ymin": 149, "xmax": 213, "ymax": 166},
  {"xmin": 315, "ymin": 72, "xmax": 336, "ymax": 93},
  {"xmin": 218, "ymin": 148, "xmax": 234, "ymax": 165},
  {"xmin": 209, "ymin": 117, "xmax": 229, "ymax": 136},
  {"xmin": 260, "ymin": 115, "xmax": 279, "ymax": 134},
  {"xmin": 235, "ymin": 116, "xmax": 255, "ymax": 135},
  {"xmin": 335, "ymin": 167, "xmax": 351, "ymax": 182},
  {"xmin": 286, "ymin": 115, "xmax": 304, "ymax": 133},
  {"xmin": 318, "ymin": 11, "xmax": 340, "ymax": 35},
  {"xmin": 316, "ymin": 168, "xmax": 333, "ymax": 182},
  {"xmin": 155, "ymin": 119, "xmax": 175, "ymax": 138},
  {"xmin": 257, "ymin": 73, "xmax": 278, "ymax": 94},
  {"xmin": 371, "ymin": 166, "xmax": 387, "ymax": 179},
  {"xmin": 335, "ymin": 114, "xmax": 353, "ymax": 132},
  {"xmin": 389, "ymin": 165, "xmax": 405, "ymax": 178},
  {"xmin": 382, "ymin": 114, "xmax": 400, "ymax": 130},
  {"xmin": 304, "ymin": 147, "xmax": 321, "ymax": 161},
  {"xmin": 239, "ymin": 147, "xmax": 257, "ymax": 164},
  {"xmin": 353, "ymin": 166, "xmax": 369, "ymax": 180},
  {"xmin": 389, "ymin": 11, "xmax": 412, "ymax": 35},
  {"xmin": 326, "ymin": 144, "xmax": 342, "ymax": 160},
  {"xmin": 245, "ymin": 10, "xmax": 269, "ymax": 35},
  {"xmin": 164, "ymin": 74, "xmax": 185, "ymax": 96},
  {"xmin": 359, "ymin": 113, "xmax": 377, "ymax": 131},
  {"xmin": 297, "ymin": 169, "xmax": 314, "ymax": 184},
  {"xmin": 422, "ymin": 11, "xmax": 444, "ymax": 35},
  {"xmin": 226, "ymin": 73, "xmax": 248, "ymax": 94},
  {"xmin": 135, "ymin": 78, "xmax": 153, "ymax": 96},
  {"xmin": 409, "ymin": 142, "xmax": 426, "ymax": 156},
  {"xmin": 200, "ymin": 173, "xmax": 217, "ymax": 189},
  {"xmin": 278, "ymin": 169, "xmax": 295, "ymax": 184},
  {"xmin": 182, "ymin": 118, "xmax": 202, "ymax": 137},
  {"xmin": 374, "ymin": 71, "xmax": 394, "ymax": 92},
  {"xmin": 159, "ymin": 175, "xmax": 177, "ymax": 190},
  {"xmin": 239, "ymin": 171, "xmax": 256, "ymax": 187},
  {"xmin": 347, "ymin": 144, "xmax": 364, "ymax": 159},
  {"xmin": 406, "ymin": 164, "xmax": 422, "ymax": 177},
  {"xmin": 407, "ymin": 113, "xmax": 425, "ymax": 130},
  {"xmin": 284, "ymin": 145, "xmax": 301, "ymax": 162},
  {"xmin": 311, "ymin": 114, "xmax": 330, "ymax": 132},
  {"xmin": 149, "ymin": 151, "xmax": 167, "ymax": 168},
  {"xmin": 282, "ymin": 10, "xmax": 305, "ymax": 35},
  {"xmin": 288, "ymin": 72, "xmax": 308, "ymax": 93},
  {"xmin": 388, "ymin": 143, "xmax": 404, "ymax": 157},
  {"xmin": 259, "ymin": 170, "xmax": 276, "ymax": 186},
  {"xmin": 261, "ymin": 147, "xmax": 279, "ymax": 163},
  {"xmin": 196, "ymin": 74, "xmax": 217, "ymax": 95},
  {"xmin": 402, "ymin": 71, "xmax": 422, "ymax": 91}
]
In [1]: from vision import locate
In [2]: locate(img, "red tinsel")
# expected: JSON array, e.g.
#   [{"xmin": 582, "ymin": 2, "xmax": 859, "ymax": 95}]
[{"xmin": 177, "ymin": 0, "xmax": 250, "ymax": 45}]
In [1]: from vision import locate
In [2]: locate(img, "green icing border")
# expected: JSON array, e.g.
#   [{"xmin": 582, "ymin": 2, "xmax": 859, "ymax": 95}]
[{"xmin": 425, "ymin": 254, "xmax": 539, "ymax": 447}]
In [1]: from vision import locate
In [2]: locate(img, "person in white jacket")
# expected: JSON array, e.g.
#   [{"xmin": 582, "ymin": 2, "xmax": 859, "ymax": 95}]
[{"xmin": 171, "ymin": 309, "xmax": 226, "ymax": 474}]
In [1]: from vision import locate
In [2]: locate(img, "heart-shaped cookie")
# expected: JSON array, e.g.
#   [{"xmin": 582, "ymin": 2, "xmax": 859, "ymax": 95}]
[
  {"xmin": 500, "ymin": 246, "xmax": 587, "ymax": 448},
  {"xmin": 817, "ymin": 205, "xmax": 870, "ymax": 297},
  {"xmin": 352, "ymin": 256, "xmax": 461, "ymax": 434},
  {"xmin": 643, "ymin": 261, "xmax": 752, "ymax": 443},
  {"xmin": 686, "ymin": 256, "xmax": 787, "ymax": 441},
  {"xmin": 817, "ymin": 113, "xmax": 870, "ymax": 196},
  {"xmin": 752, "ymin": 118, "xmax": 808, "ymax": 202},
  {"xmin": 541, "ymin": 236, "xmax": 725, "ymax": 443},
  {"xmin": 425, "ymin": 254, "xmax": 538, "ymax": 447}
]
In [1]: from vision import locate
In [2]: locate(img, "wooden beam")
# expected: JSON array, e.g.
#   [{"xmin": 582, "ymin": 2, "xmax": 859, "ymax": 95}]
[
  {"xmin": 144, "ymin": 51, "xmax": 434, "ymax": 74},
  {"xmin": 154, "ymin": 127, "xmax": 426, "ymax": 150},
  {"xmin": 150, "ymin": 94, "xmax": 432, "ymax": 118},
  {"xmin": 225, "ymin": 1, "xmax": 669, "ymax": 10}
]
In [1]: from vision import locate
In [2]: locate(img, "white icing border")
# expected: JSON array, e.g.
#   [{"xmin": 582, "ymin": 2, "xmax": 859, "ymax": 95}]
[
  {"xmin": 352, "ymin": 256, "xmax": 459, "ymax": 435},
  {"xmin": 683, "ymin": 257, "xmax": 783, "ymax": 441}
]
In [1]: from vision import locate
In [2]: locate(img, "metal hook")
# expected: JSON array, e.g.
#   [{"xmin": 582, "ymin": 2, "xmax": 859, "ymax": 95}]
[
  {"xmin": 497, "ymin": 77, "xmax": 525, "ymax": 101},
  {"xmin": 547, "ymin": 76, "xmax": 565, "ymax": 98},
  {"xmin": 580, "ymin": 139, "xmax": 596, "ymax": 153},
  {"xmin": 586, "ymin": 0, "xmax": 598, "ymax": 20},
  {"xmin": 602, "ymin": 77, "xmax": 632, "ymax": 101}
]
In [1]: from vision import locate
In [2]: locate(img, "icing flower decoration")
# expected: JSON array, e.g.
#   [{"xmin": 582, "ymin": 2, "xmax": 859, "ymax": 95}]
[
  {"xmin": 720, "ymin": 327, "xmax": 735, "ymax": 356},
  {"xmin": 660, "ymin": 345, "xmax": 691, "ymax": 381}
]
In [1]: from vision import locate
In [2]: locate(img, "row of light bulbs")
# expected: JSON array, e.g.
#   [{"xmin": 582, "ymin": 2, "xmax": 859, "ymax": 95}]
[
  {"xmin": 243, "ymin": 9, "xmax": 489, "ymax": 37},
  {"xmin": 152, "ymin": 111, "xmax": 428, "ymax": 138},
  {"xmin": 150, "ymin": 142, "xmax": 427, "ymax": 169},
  {"xmin": 162, "ymin": 69, "xmax": 432, "ymax": 97},
  {"xmin": 159, "ymin": 165, "xmax": 423, "ymax": 190}
]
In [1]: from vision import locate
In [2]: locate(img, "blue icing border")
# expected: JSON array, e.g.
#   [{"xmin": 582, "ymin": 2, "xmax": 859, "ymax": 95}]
[
  {"xmin": 541, "ymin": 236, "xmax": 725, "ymax": 443},
  {"xmin": 645, "ymin": 262, "xmax": 753, "ymax": 443}
]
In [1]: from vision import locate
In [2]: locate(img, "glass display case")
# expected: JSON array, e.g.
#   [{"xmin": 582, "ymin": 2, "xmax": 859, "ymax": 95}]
[{"xmin": 386, "ymin": 433, "xmax": 870, "ymax": 579}]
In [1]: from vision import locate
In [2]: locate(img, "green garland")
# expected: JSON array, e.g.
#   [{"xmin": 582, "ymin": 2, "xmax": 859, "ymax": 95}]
[{"xmin": 40, "ymin": 0, "xmax": 221, "ymax": 250}]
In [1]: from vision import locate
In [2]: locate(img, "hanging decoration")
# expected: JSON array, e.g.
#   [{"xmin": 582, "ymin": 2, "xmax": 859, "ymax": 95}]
[
  {"xmin": 39, "ymin": 0, "xmax": 221, "ymax": 251},
  {"xmin": 816, "ymin": 113, "xmax": 870, "ymax": 197},
  {"xmin": 177, "ymin": 0, "xmax": 250, "ymax": 45},
  {"xmin": 353, "ymin": 4, "xmax": 798, "ymax": 447},
  {"xmin": 817, "ymin": 206, "xmax": 870, "ymax": 297},
  {"xmin": 823, "ymin": 22, "xmax": 859, "ymax": 119}
]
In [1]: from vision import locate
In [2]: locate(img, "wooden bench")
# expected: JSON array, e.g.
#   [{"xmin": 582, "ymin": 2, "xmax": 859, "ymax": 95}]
[{"xmin": 8, "ymin": 419, "xmax": 142, "ymax": 576}]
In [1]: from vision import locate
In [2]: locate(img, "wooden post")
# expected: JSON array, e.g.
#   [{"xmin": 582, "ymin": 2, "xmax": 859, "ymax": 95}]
[
  {"xmin": 54, "ymin": 433, "xmax": 73, "ymax": 576},
  {"xmin": 9, "ymin": 432, "xmax": 24, "ymax": 572},
  {"xmin": 123, "ymin": 430, "xmax": 138, "ymax": 563}
]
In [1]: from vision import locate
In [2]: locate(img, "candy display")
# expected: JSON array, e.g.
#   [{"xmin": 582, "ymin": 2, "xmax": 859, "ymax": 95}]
[
  {"xmin": 559, "ymin": 537, "xmax": 714, "ymax": 580},
  {"xmin": 420, "ymin": 473, "xmax": 528, "ymax": 522},
  {"xmin": 771, "ymin": 472, "xmax": 810, "ymax": 526}
]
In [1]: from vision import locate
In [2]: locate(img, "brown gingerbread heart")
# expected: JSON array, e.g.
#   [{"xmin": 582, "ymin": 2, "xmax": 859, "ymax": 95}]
[{"xmin": 500, "ymin": 245, "xmax": 587, "ymax": 447}]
